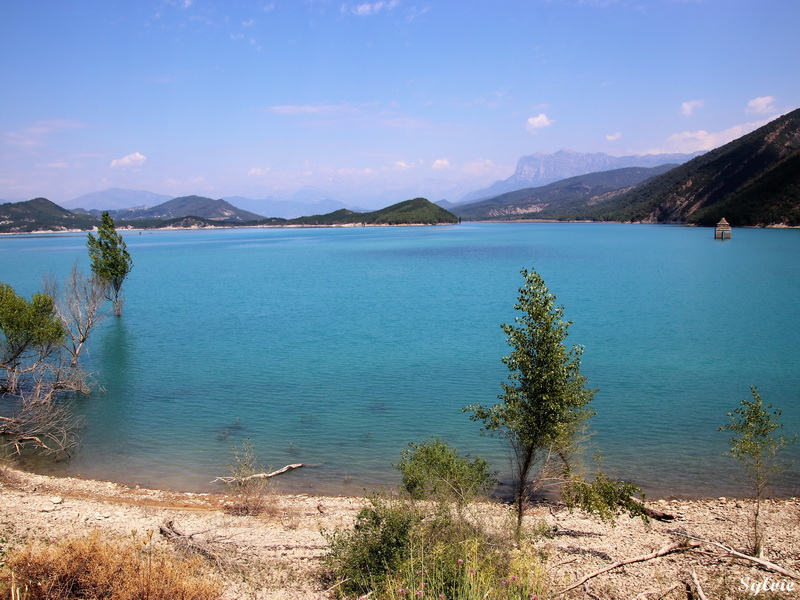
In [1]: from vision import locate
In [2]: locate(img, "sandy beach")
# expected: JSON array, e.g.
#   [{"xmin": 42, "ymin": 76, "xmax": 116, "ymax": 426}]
[{"xmin": 1, "ymin": 465, "xmax": 799, "ymax": 599}]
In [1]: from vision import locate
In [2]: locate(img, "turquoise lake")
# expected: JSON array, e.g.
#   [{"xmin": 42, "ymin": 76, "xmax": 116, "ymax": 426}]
[{"xmin": 1, "ymin": 223, "xmax": 799, "ymax": 498}]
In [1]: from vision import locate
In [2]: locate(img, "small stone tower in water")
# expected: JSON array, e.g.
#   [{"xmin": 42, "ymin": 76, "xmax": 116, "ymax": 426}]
[{"xmin": 714, "ymin": 218, "xmax": 731, "ymax": 239}]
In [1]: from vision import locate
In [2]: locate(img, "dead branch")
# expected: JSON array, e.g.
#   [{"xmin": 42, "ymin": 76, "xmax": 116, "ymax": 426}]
[
  {"xmin": 690, "ymin": 570, "xmax": 708, "ymax": 600},
  {"xmin": 555, "ymin": 541, "xmax": 699, "ymax": 596},
  {"xmin": 159, "ymin": 519, "xmax": 231, "ymax": 565},
  {"xmin": 211, "ymin": 463, "xmax": 305, "ymax": 484},
  {"xmin": 675, "ymin": 532, "xmax": 800, "ymax": 581}
]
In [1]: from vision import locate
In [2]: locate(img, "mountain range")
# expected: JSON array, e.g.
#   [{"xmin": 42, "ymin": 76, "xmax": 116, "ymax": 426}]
[
  {"xmin": 4, "ymin": 110, "xmax": 799, "ymax": 231},
  {"xmin": 458, "ymin": 149, "xmax": 704, "ymax": 203},
  {"xmin": 0, "ymin": 196, "xmax": 457, "ymax": 233},
  {"xmin": 451, "ymin": 108, "xmax": 800, "ymax": 226},
  {"xmin": 451, "ymin": 165, "xmax": 677, "ymax": 221}
]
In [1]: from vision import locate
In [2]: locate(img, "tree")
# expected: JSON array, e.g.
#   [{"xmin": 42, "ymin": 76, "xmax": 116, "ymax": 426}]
[
  {"xmin": 0, "ymin": 282, "xmax": 65, "ymax": 391},
  {"xmin": 1, "ymin": 273, "xmax": 103, "ymax": 458},
  {"xmin": 465, "ymin": 269, "xmax": 643, "ymax": 531},
  {"xmin": 720, "ymin": 386, "xmax": 796, "ymax": 556},
  {"xmin": 87, "ymin": 211, "xmax": 133, "ymax": 317}
]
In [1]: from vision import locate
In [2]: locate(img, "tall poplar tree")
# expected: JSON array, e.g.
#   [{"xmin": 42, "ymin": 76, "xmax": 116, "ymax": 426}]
[
  {"xmin": 466, "ymin": 269, "xmax": 644, "ymax": 531},
  {"xmin": 87, "ymin": 212, "xmax": 133, "ymax": 317}
]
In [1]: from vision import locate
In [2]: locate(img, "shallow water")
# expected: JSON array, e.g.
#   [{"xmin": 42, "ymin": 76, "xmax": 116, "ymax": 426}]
[{"xmin": 2, "ymin": 223, "xmax": 798, "ymax": 497}]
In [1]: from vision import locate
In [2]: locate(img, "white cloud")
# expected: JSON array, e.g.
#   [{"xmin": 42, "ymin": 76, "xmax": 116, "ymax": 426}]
[
  {"xmin": 605, "ymin": 132, "xmax": 622, "ymax": 142},
  {"xmin": 681, "ymin": 99, "xmax": 704, "ymax": 117},
  {"xmin": 526, "ymin": 113, "xmax": 554, "ymax": 134},
  {"xmin": 247, "ymin": 167, "xmax": 271, "ymax": 177},
  {"xmin": 394, "ymin": 160, "xmax": 413, "ymax": 170},
  {"xmin": 746, "ymin": 96, "xmax": 775, "ymax": 115},
  {"xmin": 650, "ymin": 118, "xmax": 773, "ymax": 154},
  {"xmin": 241, "ymin": 19, "xmax": 255, "ymax": 27},
  {"xmin": 432, "ymin": 158, "xmax": 450, "ymax": 170},
  {"xmin": 349, "ymin": 0, "xmax": 400, "ymax": 16},
  {"xmin": 110, "ymin": 152, "xmax": 147, "ymax": 169}
]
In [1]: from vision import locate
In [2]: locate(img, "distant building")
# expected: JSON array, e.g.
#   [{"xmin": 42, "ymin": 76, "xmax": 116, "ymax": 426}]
[{"xmin": 715, "ymin": 218, "xmax": 731, "ymax": 239}]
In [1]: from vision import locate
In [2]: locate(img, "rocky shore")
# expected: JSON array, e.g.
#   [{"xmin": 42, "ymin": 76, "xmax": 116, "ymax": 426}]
[{"xmin": 1, "ymin": 466, "xmax": 798, "ymax": 599}]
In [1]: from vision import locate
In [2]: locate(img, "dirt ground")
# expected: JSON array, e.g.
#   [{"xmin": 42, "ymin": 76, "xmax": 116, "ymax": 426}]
[{"xmin": 1, "ymin": 466, "xmax": 798, "ymax": 599}]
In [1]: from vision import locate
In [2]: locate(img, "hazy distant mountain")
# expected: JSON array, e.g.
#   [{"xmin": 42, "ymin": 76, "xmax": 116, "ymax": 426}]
[
  {"xmin": 64, "ymin": 188, "xmax": 172, "ymax": 211},
  {"xmin": 111, "ymin": 196, "xmax": 265, "ymax": 222},
  {"xmin": 460, "ymin": 150, "xmax": 703, "ymax": 203},
  {"xmin": 222, "ymin": 195, "xmax": 349, "ymax": 219},
  {"xmin": 576, "ymin": 107, "xmax": 800, "ymax": 226},
  {"xmin": 452, "ymin": 165, "xmax": 675, "ymax": 221}
]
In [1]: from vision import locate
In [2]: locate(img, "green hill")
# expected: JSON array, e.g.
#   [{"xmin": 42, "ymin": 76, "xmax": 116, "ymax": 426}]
[
  {"xmin": 578, "ymin": 108, "xmax": 800, "ymax": 225},
  {"xmin": 0, "ymin": 198, "xmax": 98, "ymax": 233},
  {"xmin": 452, "ymin": 166, "xmax": 675, "ymax": 221},
  {"xmin": 285, "ymin": 197, "xmax": 458, "ymax": 226},
  {"xmin": 111, "ymin": 195, "xmax": 265, "ymax": 222}
]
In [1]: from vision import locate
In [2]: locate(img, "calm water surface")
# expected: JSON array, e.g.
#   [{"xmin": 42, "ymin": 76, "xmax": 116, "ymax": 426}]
[{"xmin": 1, "ymin": 223, "xmax": 798, "ymax": 498}]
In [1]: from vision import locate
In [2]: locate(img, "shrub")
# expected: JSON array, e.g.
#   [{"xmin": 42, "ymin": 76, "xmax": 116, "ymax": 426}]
[
  {"xmin": 1, "ymin": 531, "xmax": 221, "ymax": 600},
  {"xmin": 223, "ymin": 440, "xmax": 272, "ymax": 516},
  {"xmin": 324, "ymin": 496, "xmax": 420, "ymax": 597},
  {"xmin": 395, "ymin": 438, "xmax": 495, "ymax": 507}
]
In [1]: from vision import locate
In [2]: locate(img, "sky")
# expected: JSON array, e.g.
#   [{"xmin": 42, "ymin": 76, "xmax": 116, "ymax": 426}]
[{"xmin": 2, "ymin": 0, "xmax": 799, "ymax": 208}]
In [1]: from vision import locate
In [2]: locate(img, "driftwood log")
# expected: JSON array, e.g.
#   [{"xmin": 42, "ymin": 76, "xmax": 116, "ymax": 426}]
[
  {"xmin": 555, "ymin": 541, "xmax": 700, "ymax": 596},
  {"xmin": 675, "ymin": 532, "xmax": 800, "ymax": 581},
  {"xmin": 211, "ymin": 463, "xmax": 305, "ymax": 485}
]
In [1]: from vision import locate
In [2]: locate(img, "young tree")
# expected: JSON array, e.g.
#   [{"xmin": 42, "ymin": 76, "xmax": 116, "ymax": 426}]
[
  {"xmin": 720, "ymin": 386, "xmax": 796, "ymax": 556},
  {"xmin": 465, "ymin": 269, "xmax": 643, "ymax": 531},
  {"xmin": 87, "ymin": 211, "xmax": 133, "ymax": 317},
  {"xmin": 0, "ymin": 282, "xmax": 65, "ymax": 391},
  {"xmin": 1, "ymin": 274, "xmax": 103, "ymax": 458}
]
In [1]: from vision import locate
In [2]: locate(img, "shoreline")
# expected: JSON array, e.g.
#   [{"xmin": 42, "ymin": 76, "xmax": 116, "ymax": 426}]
[{"xmin": 2, "ymin": 465, "xmax": 799, "ymax": 599}]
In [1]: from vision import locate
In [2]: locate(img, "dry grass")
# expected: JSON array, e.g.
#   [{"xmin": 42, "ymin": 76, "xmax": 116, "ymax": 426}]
[{"xmin": 1, "ymin": 531, "xmax": 222, "ymax": 600}]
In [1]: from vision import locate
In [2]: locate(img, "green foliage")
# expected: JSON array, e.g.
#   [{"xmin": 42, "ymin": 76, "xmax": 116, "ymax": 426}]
[
  {"xmin": 721, "ymin": 386, "xmax": 796, "ymax": 498},
  {"xmin": 324, "ymin": 495, "xmax": 551, "ymax": 600},
  {"xmin": 87, "ymin": 211, "xmax": 133, "ymax": 316},
  {"xmin": 324, "ymin": 496, "xmax": 420, "ymax": 596},
  {"xmin": 720, "ymin": 386, "xmax": 796, "ymax": 555},
  {"xmin": 562, "ymin": 471, "xmax": 647, "ymax": 524},
  {"xmin": 0, "ymin": 282, "xmax": 65, "ymax": 372},
  {"xmin": 287, "ymin": 198, "xmax": 458, "ymax": 226},
  {"xmin": 464, "ymin": 268, "xmax": 595, "ymax": 529},
  {"xmin": 395, "ymin": 438, "xmax": 495, "ymax": 506}
]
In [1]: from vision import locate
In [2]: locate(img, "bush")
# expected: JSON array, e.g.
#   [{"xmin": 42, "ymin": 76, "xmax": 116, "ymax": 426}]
[
  {"xmin": 324, "ymin": 496, "xmax": 420, "ymax": 596},
  {"xmin": 1, "ymin": 531, "xmax": 221, "ymax": 600},
  {"xmin": 223, "ymin": 440, "xmax": 273, "ymax": 516},
  {"xmin": 395, "ymin": 438, "xmax": 495, "ymax": 507}
]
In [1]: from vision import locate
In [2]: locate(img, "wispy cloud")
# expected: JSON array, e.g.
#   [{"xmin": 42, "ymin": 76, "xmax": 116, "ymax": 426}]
[
  {"xmin": 746, "ymin": 96, "xmax": 776, "ymax": 115},
  {"xmin": 110, "ymin": 152, "xmax": 147, "ymax": 169},
  {"xmin": 264, "ymin": 103, "xmax": 352, "ymax": 116},
  {"xmin": 651, "ymin": 118, "xmax": 773, "ymax": 154},
  {"xmin": 432, "ymin": 158, "xmax": 450, "ymax": 170},
  {"xmin": 605, "ymin": 132, "xmax": 622, "ymax": 142},
  {"xmin": 526, "ymin": 113, "xmax": 555, "ymax": 134},
  {"xmin": 681, "ymin": 99, "xmax": 704, "ymax": 117},
  {"xmin": 3, "ymin": 119, "xmax": 84, "ymax": 148},
  {"xmin": 346, "ymin": 0, "xmax": 400, "ymax": 16},
  {"xmin": 263, "ymin": 102, "xmax": 429, "ymax": 131}
]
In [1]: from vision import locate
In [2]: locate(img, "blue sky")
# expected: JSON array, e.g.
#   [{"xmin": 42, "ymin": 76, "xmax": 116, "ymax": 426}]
[{"xmin": 2, "ymin": 0, "xmax": 798, "ymax": 207}]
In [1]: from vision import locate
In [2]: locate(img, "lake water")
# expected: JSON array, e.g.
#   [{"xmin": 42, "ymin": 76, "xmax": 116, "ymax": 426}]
[{"xmin": 1, "ymin": 223, "xmax": 799, "ymax": 498}]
